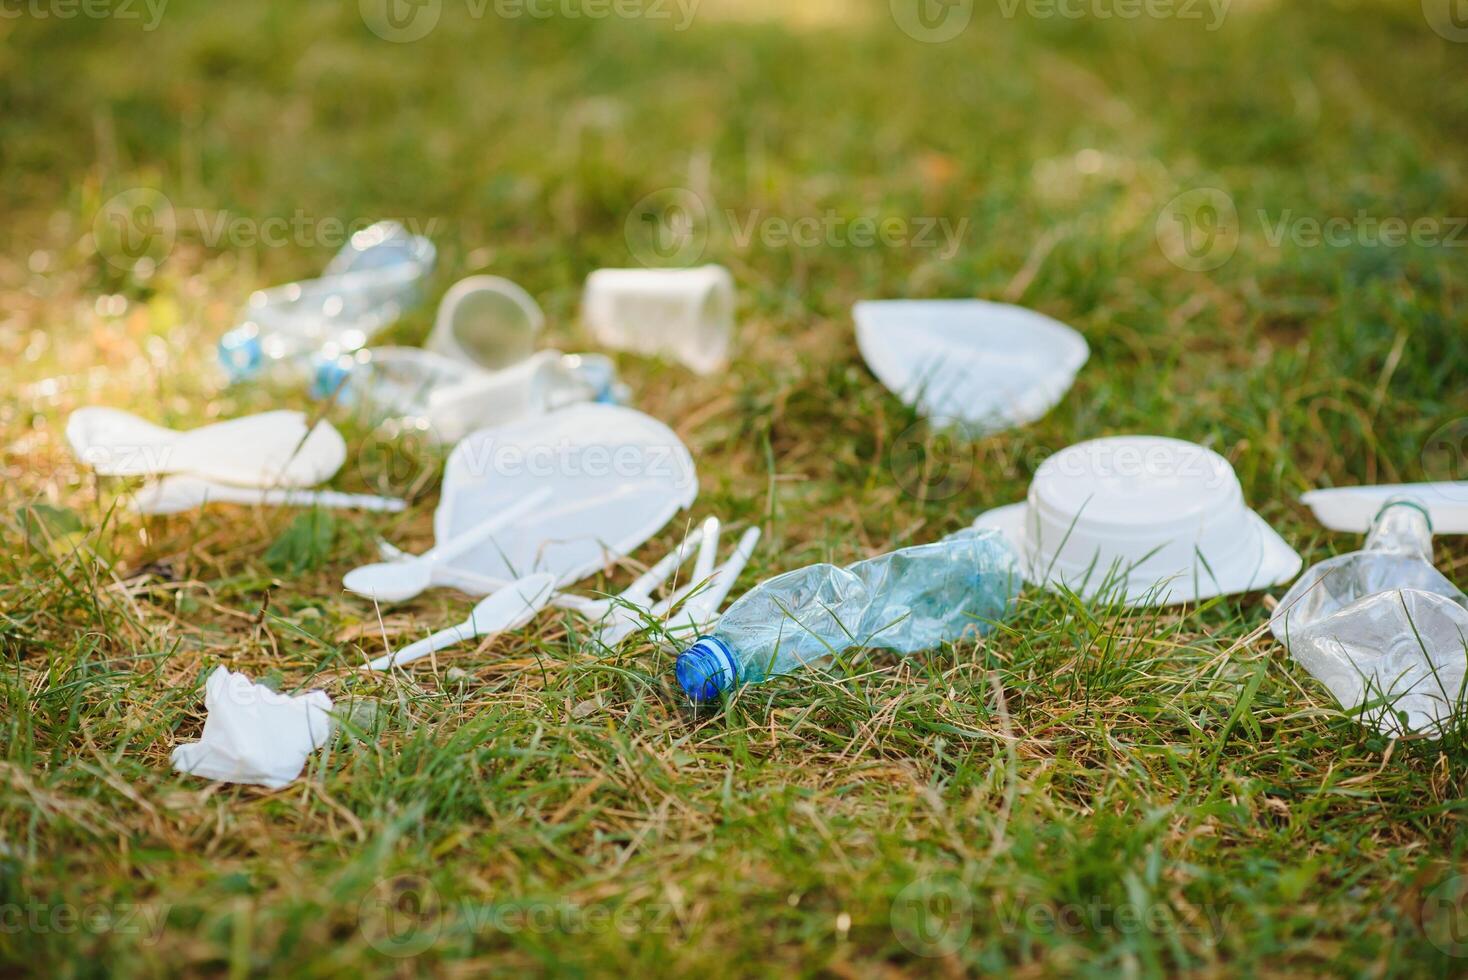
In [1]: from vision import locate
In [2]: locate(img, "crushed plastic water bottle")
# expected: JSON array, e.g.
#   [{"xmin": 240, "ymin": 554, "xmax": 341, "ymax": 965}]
[
  {"xmin": 314, "ymin": 346, "xmax": 625, "ymax": 443},
  {"xmin": 1271, "ymin": 499, "xmax": 1468, "ymax": 737},
  {"xmin": 675, "ymin": 529, "xmax": 1020, "ymax": 702},
  {"xmin": 218, "ymin": 221, "xmax": 436, "ymax": 383}
]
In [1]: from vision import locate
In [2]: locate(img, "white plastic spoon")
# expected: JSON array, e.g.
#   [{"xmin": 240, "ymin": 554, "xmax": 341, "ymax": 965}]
[
  {"xmin": 343, "ymin": 488, "xmax": 552, "ymax": 602},
  {"xmin": 67, "ymin": 408, "xmax": 346, "ymax": 487},
  {"xmin": 132, "ymin": 475, "xmax": 405, "ymax": 515},
  {"xmin": 367, "ymin": 483, "xmax": 648, "ymax": 596},
  {"xmin": 364, "ymin": 572, "xmax": 556, "ymax": 671}
]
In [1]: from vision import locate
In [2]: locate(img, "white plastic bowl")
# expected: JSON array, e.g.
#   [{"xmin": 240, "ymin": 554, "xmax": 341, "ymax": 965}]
[{"xmin": 974, "ymin": 435, "xmax": 1301, "ymax": 606}]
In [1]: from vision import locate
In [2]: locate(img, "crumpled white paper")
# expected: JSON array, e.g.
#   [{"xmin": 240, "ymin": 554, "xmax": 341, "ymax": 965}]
[{"xmin": 171, "ymin": 667, "xmax": 334, "ymax": 789}]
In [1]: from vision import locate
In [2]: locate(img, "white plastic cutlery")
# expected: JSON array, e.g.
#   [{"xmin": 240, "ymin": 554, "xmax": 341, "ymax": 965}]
[
  {"xmin": 643, "ymin": 526, "xmax": 762, "ymax": 647},
  {"xmin": 552, "ymin": 517, "xmax": 715, "ymax": 617},
  {"xmin": 364, "ymin": 484, "xmax": 647, "ymax": 596},
  {"xmin": 131, "ymin": 476, "xmax": 405, "ymax": 515},
  {"xmin": 67, "ymin": 408, "xmax": 347, "ymax": 487},
  {"xmin": 364, "ymin": 572, "xmax": 556, "ymax": 671},
  {"xmin": 1301, "ymin": 482, "xmax": 1468, "ymax": 534},
  {"xmin": 343, "ymin": 489, "xmax": 552, "ymax": 602},
  {"xmin": 593, "ymin": 524, "xmax": 762, "ymax": 648}
]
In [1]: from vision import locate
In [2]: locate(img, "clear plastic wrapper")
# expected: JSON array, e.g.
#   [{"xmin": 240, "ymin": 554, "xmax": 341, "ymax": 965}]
[{"xmin": 1272, "ymin": 501, "xmax": 1468, "ymax": 736}]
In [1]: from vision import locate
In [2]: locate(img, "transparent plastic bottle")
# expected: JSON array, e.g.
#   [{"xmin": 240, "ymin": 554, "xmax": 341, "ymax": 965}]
[
  {"xmin": 1271, "ymin": 499, "xmax": 1468, "ymax": 735},
  {"xmin": 218, "ymin": 221, "xmax": 436, "ymax": 383},
  {"xmin": 312, "ymin": 347, "xmax": 627, "ymax": 444},
  {"xmin": 675, "ymin": 529, "xmax": 1020, "ymax": 702}
]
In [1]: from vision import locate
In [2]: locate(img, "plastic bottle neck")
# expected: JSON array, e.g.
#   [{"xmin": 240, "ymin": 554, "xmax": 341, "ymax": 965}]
[
  {"xmin": 675, "ymin": 636, "xmax": 738, "ymax": 703},
  {"xmin": 1364, "ymin": 498, "xmax": 1434, "ymax": 561}
]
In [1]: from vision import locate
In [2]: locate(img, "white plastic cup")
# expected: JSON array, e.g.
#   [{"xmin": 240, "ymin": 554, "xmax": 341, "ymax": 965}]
[
  {"xmin": 581, "ymin": 265, "xmax": 734, "ymax": 375},
  {"xmin": 428, "ymin": 276, "xmax": 544, "ymax": 372}
]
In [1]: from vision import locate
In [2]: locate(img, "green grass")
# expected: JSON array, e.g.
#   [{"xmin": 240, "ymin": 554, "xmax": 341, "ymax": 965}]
[{"xmin": 4, "ymin": 0, "xmax": 1468, "ymax": 974}]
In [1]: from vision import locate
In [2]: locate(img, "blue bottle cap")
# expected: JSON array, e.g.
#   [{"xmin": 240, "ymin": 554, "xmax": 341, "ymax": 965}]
[
  {"xmin": 675, "ymin": 636, "xmax": 738, "ymax": 703},
  {"xmin": 218, "ymin": 328, "xmax": 263, "ymax": 382},
  {"xmin": 311, "ymin": 355, "xmax": 354, "ymax": 401}
]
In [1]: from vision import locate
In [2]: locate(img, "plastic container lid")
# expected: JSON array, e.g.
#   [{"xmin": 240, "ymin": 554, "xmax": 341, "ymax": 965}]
[{"xmin": 974, "ymin": 435, "xmax": 1301, "ymax": 605}]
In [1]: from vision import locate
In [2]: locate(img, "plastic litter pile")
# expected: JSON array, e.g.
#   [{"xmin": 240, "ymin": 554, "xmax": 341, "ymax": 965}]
[{"xmin": 60, "ymin": 222, "xmax": 1468, "ymax": 790}]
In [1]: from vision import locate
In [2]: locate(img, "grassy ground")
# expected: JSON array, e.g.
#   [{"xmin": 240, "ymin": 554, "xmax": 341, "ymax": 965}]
[{"xmin": 3, "ymin": 0, "xmax": 1468, "ymax": 975}]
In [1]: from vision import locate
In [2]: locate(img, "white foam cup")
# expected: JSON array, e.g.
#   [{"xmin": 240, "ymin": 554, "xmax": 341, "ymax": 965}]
[{"xmin": 581, "ymin": 265, "xmax": 734, "ymax": 375}]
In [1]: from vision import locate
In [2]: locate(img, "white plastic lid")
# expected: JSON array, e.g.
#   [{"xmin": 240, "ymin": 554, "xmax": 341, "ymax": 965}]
[{"xmin": 975, "ymin": 435, "xmax": 1301, "ymax": 605}]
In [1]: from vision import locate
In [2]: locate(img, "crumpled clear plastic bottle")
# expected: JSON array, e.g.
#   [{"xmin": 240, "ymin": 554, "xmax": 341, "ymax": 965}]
[
  {"xmin": 1271, "ymin": 499, "xmax": 1468, "ymax": 736},
  {"xmin": 314, "ymin": 347, "xmax": 627, "ymax": 444},
  {"xmin": 218, "ymin": 221, "xmax": 436, "ymax": 383},
  {"xmin": 675, "ymin": 529, "xmax": 1021, "ymax": 702}
]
